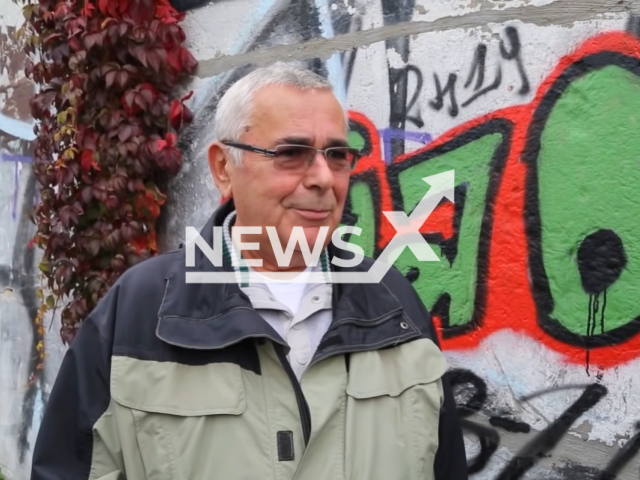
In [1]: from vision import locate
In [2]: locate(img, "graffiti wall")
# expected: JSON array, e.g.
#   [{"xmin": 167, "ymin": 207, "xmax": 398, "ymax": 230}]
[
  {"xmin": 163, "ymin": 1, "xmax": 640, "ymax": 479},
  {"xmin": 3, "ymin": 0, "xmax": 640, "ymax": 478}
]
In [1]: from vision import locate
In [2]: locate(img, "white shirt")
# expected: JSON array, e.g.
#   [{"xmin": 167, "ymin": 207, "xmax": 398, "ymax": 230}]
[{"xmin": 247, "ymin": 267, "xmax": 333, "ymax": 381}]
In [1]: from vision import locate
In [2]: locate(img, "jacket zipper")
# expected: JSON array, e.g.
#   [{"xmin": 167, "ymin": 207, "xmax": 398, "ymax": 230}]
[{"xmin": 274, "ymin": 344, "xmax": 312, "ymax": 446}]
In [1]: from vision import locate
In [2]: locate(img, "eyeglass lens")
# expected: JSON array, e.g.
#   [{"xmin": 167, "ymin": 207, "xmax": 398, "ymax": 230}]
[{"xmin": 273, "ymin": 145, "xmax": 357, "ymax": 171}]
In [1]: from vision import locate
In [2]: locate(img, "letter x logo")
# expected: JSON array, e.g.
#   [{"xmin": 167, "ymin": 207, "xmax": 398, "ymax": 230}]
[{"xmin": 375, "ymin": 170, "xmax": 455, "ymax": 268}]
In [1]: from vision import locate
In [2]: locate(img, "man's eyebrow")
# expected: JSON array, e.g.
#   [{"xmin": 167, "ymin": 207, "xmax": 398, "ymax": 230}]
[
  {"xmin": 273, "ymin": 137, "xmax": 349, "ymax": 148},
  {"xmin": 324, "ymin": 138, "xmax": 349, "ymax": 148},
  {"xmin": 274, "ymin": 136, "xmax": 313, "ymax": 146}
]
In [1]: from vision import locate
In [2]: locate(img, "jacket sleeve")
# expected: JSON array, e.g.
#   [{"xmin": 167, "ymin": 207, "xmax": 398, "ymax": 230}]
[
  {"xmin": 31, "ymin": 290, "xmax": 124, "ymax": 480},
  {"xmin": 385, "ymin": 267, "xmax": 469, "ymax": 479},
  {"xmin": 434, "ymin": 371, "xmax": 469, "ymax": 480},
  {"xmin": 417, "ymin": 298, "xmax": 469, "ymax": 479}
]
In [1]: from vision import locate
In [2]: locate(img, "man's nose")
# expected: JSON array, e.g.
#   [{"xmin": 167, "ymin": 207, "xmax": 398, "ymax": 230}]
[{"xmin": 303, "ymin": 151, "xmax": 335, "ymax": 190}]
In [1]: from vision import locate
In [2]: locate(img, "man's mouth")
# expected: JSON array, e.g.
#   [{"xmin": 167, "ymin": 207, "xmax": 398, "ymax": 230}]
[{"xmin": 293, "ymin": 208, "xmax": 332, "ymax": 220}]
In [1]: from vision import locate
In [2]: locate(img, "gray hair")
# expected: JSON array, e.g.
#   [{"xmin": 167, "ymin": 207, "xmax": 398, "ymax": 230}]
[{"xmin": 213, "ymin": 62, "xmax": 346, "ymax": 165}]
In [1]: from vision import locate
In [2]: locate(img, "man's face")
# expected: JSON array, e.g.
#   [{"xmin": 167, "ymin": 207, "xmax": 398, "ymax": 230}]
[{"xmin": 214, "ymin": 84, "xmax": 351, "ymax": 270}]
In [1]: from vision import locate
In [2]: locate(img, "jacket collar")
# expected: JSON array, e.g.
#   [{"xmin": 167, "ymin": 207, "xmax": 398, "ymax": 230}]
[
  {"xmin": 220, "ymin": 208, "xmax": 333, "ymax": 288},
  {"xmin": 156, "ymin": 199, "xmax": 409, "ymax": 352}
]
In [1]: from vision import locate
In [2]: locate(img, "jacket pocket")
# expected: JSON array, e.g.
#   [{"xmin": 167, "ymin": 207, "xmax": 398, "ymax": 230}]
[
  {"xmin": 111, "ymin": 356, "xmax": 247, "ymax": 480},
  {"xmin": 344, "ymin": 338, "xmax": 447, "ymax": 480}
]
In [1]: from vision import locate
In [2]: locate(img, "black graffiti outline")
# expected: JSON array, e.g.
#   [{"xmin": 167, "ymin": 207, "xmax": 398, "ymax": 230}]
[
  {"xmin": 432, "ymin": 25, "xmax": 530, "ymax": 115},
  {"xmin": 499, "ymin": 26, "xmax": 530, "ymax": 95},
  {"xmin": 386, "ymin": 119, "xmax": 512, "ymax": 338},
  {"xmin": 341, "ymin": 169, "xmax": 384, "ymax": 260},
  {"xmin": 461, "ymin": 67, "xmax": 502, "ymax": 108},
  {"xmin": 403, "ymin": 65, "xmax": 424, "ymax": 128},
  {"xmin": 462, "ymin": 418, "xmax": 501, "ymax": 474},
  {"xmin": 596, "ymin": 422, "xmax": 640, "ymax": 480},
  {"xmin": 429, "ymin": 72, "xmax": 459, "ymax": 117},
  {"xmin": 449, "ymin": 368, "xmax": 502, "ymax": 473},
  {"xmin": 461, "ymin": 41, "xmax": 503, "ymax": 108},
  {"xmin": 383, "ymin": 0, "xmax": 417, "ymax": 160},
  {"xmin": 523, "ymin": 51, "xmax": 640, "ymax": 349},
  {"xmin": 448, "ymin": 370, "xmax": 639, "ymax": 479},
  {"xmin": 465, "ymin": 43, "xmax": 488, "ymax": 90},
  {"xmin": 497, "ymin": 384, "xmax": 608, "ymax": 479},
  {"xmin": 489, "ymin": 416, "xmax": 531, "ymax": 434}
]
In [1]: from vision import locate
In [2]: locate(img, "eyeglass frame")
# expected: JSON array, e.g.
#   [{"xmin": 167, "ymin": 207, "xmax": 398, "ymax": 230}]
[{"xmin": 220, "ymin": 140, "xmax": 361, "ymax": 171}]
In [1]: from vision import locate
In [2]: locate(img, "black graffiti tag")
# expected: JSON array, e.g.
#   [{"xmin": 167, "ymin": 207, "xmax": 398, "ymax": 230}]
[
  {"xmin": 449, "ymin": 370, "xmax": 640, "ymax": 479},
  {"xmin": 430, "ymin": 26, "xmax": 530, "ymax": 117},
  {"xmin": 496, "ymin": 384, "xmax": 607, "ymax": 479}
]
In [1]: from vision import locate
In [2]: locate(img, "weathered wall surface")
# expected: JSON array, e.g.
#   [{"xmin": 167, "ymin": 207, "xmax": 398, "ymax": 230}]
[{"xmin": 3, "ymin": 0, "xmax": 640, "ymax": 478}]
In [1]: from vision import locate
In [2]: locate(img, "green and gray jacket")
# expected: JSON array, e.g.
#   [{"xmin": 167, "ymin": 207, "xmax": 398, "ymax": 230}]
[{"xmin": 31, "ymin": 200, "xmax": 467, "ymax": 480}]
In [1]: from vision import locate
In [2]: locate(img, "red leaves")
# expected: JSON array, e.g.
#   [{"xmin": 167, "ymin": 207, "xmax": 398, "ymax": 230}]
[
  {"xmin": 83, "ymin": 31, "xmax": 105, "ymax": 50},
  {"xmin": 81, "ymin": 128, "xmax": 97, "ymax": 150},
  {"xmin": 155, "ymin": 0, "xmax": 185, "ymax": 24},
  {"xmin": 81, "ymin": 1, "xmax": 96, "ymax": 18},
  {"xmin": 135, "ymin": 189, "xmax": 162, "ymax": 219},
  {"xmin": 100, "ymin": 63, "xmax": 137, "ymax": 89},
  {"xmin": 81, "ymin": 149, "xmax": 93, "ymax": 171},
  {"xmin": 129, "ymin": 43, "xmax": 167, "ymax": 72},
  {"xmin": 98, "ymin": 0, "xmax": 122, "ymax": 18},
  {"xmin": 118, "ymin": 123, "xmax": 133, "ymax": 142},
  {"xmin": 54, "ymin": 2, "xmax": 72, "ymax": 21},
  {"xmin": 155, "ymin": 131, "xmax": 176, "ymax": 150},
  {"xmin": 169, "ymin": 96, "xmax": 193, "ymax": 130},
  {"xmin": 44, "ymin": 33, "xmax": 64, "ymax": 45},
  {"xmin": 166, "ymin": 45, "xmax": 197, "ymax": 74},
  {"xmin": 128, "ymin": 0, "xmax": 155, "ymax": 23},
  {"xmin": 24, "ymin": 0, "xmax": 197, "ymax": 344},
  {"xmin": 80, "ymin": 150, "xmax": 100, "ymax": 171},
  {"xmin": 121, "ymin": 82, "xmax": 157, "ymax": 115},
  {"xmin": 59, "ymin": 202, "xmax": 85, "ymax": 227},
  {"xmin": 154, "ymin": 132, "xmax": 183, "ymax": 174},
  {"xmin": 55, "ymin": 162, "xmax": 80, "ymax": 186},
  {"xmin": 98, "ymin": 0, "xmax": 110, "ymax": 15},
  {"xmin": 97, "ymin": 0, "xmax": 153, "ymax": 23},
  {"xmin": 66, "ymin": 16, "xmax": 87, "ymax": 38}
]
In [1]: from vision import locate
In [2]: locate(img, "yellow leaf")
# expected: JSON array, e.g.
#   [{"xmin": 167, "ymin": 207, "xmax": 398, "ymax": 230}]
[
  {"xmin": 63, "ymin": 148, "xmax": 76, "ymax": 160},
  {"xmin": 16, "ymin": 25, "xmax": 25, "ymax": 41},
  {"xmin": 22, "ymin": 4, "xmax": 35, "ymax": 21}
]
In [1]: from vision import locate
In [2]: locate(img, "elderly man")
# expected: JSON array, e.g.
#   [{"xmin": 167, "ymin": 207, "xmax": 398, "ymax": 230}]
[{"xmin": 31, "ymin": 63, "xmax": 467, "ymax": 480}]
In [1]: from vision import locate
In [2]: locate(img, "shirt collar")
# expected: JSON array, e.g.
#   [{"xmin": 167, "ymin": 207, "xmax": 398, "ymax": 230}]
[{"xmin": 221, "ymin": 209, "xmax": 332, "ymax": 288}]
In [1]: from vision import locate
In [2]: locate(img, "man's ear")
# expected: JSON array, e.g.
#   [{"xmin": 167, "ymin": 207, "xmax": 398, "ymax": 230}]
[{"xmin": 208, "ymin": 142, "xmax": 233, "ymax": 198}]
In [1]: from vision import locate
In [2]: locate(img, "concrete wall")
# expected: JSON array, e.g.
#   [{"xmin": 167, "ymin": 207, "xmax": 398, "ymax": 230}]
[{"xmin": 3, "ymin": 0, "xmax": 640, "ymax": 478}]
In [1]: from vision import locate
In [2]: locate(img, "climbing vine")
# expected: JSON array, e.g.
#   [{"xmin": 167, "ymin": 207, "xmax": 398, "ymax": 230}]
[{"xmin": 20, "ymin": 0, "xmax": 197, "ymax": 347}]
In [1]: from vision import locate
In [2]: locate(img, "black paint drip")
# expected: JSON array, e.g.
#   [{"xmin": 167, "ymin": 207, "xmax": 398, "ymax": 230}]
[
  {"xmin": 577, "ymin": 229, "xmax": 625, "ymax": 376},
  {"xmin": 585, "ymin": 290, "xmax": 607, "ymax": 376}
]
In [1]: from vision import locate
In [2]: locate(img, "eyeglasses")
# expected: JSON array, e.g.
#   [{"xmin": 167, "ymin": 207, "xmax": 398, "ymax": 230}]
[{"xmin": 221, "ymin": 141, "xmax": 361, "ymax": 172}]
